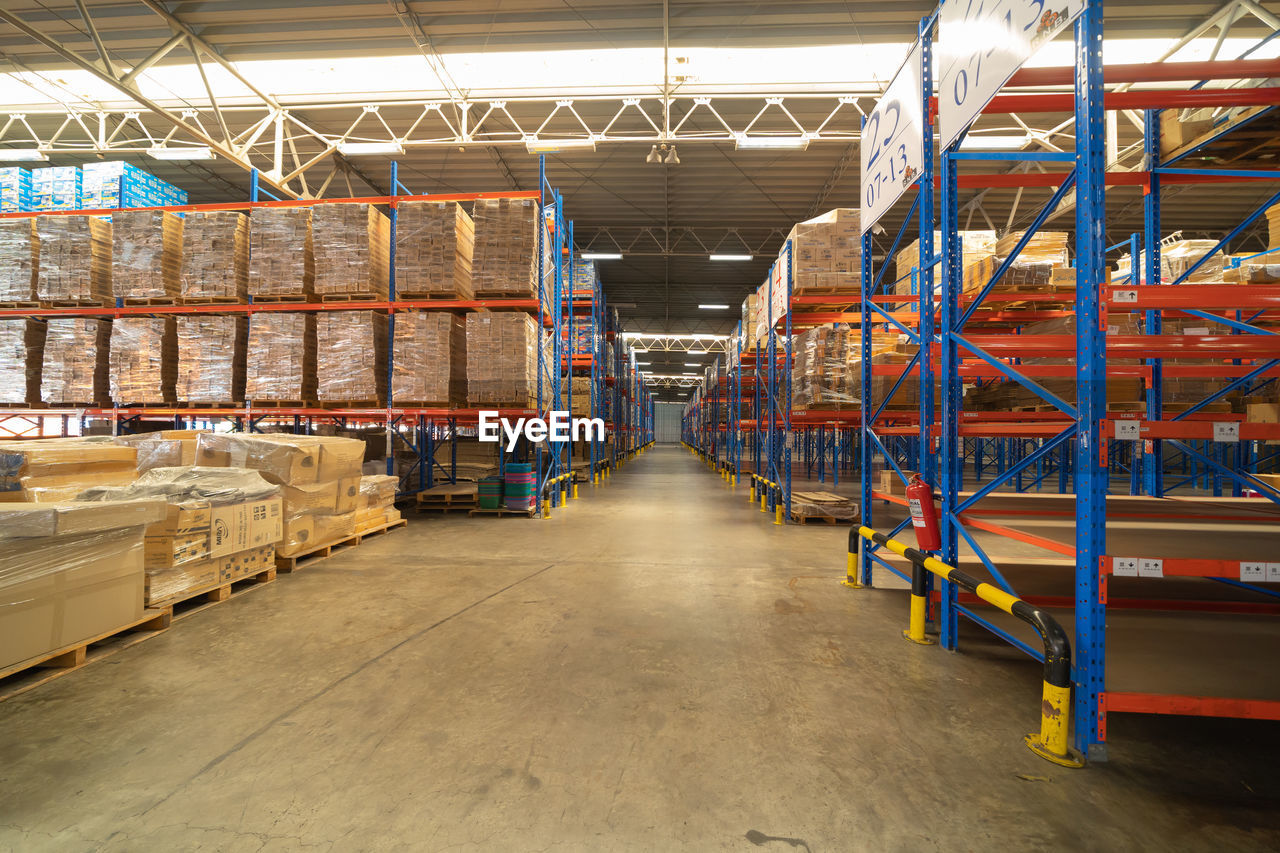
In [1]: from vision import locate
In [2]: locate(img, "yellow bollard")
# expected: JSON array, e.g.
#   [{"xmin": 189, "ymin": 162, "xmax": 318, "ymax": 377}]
[
  {"xmin": 904, "ymin": 594, "xmax": 933, "ymax": 644},
  {"xmin": 1025, "ymin": 681, "xmax": 1083, "ymax": 767},
  {"xmin": 774, "ymin": 503, "xmax": 784, "ymax": 525},
  {"xmin": 542, "ymin": 498, "xmax": 551, "ymax": 518},
  {"xmin": 560, "ymin": 486, "xmax": 567, "ymax": 505},
  {"xmin": 759, "ymin": 493, "xmax": 767, "ymax": 512},
  {"xmin": 572, "ymin": 483, "xmax": 579, "ymax": 500},
  {"xmin": 842, "ymin": 551, "xmax": 862, "ymax": 588}
]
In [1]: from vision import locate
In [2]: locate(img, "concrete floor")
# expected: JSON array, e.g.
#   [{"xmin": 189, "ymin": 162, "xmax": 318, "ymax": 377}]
[{"xmin": 2, "ymin": 445, "xmax": 1279, "ymax": 851}]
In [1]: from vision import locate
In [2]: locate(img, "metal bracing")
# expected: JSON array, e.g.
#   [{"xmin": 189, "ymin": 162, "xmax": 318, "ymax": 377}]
[
  {"xmin": 645, "ymin": 376, "xmax": 703, "ymax": 388},
  {"xmin": 575, "ymin": 226, "xmax": 787, "ymax": 258},
  {"xmin": 620, "ymin": 333, "xmax": 731, "ymax": 353}
]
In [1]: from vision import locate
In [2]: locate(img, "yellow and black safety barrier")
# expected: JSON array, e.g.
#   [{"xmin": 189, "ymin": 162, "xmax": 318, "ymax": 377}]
[
  {"xmin": 852, "ymin": 525, "xmax": 1084, "ymax": 768},
  {"xmin": 749, "ymin": 473, "xmax": 785, "ymax": 526},
  {"xmin": 542, "ymin": 472, "xmax": 575, "ymax": 517}
]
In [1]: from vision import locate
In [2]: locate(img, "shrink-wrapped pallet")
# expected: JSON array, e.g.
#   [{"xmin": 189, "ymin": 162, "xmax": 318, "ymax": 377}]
[
  {"xmin": 0, "ymin": 437, "xmax": 138, "ymax": 502},
  {"xmin": 316, "ymin": 310, "xmax": 387, "ymax": 403},
  {"xmin": 77, "ymin": 467, "xmax": 283, "ymax": 607},
  {"xmin": 356, "ymin": 473, "xmax": 400, "ymax": 533},
  {"xmin": 471, "ymin": 198, "xmax": 541, "ymax": 297},
  {"xmin": 109, "ymin": 317, "xmax": 176, "ymax": 404},
  {"xmin": 0, "ymin": 220, "xmax": 38, "ymax": 302},
  {"xmin": 391, "ymin": 311, "xmax": 465, "ymax": 405},
  {"xmin": 394, "ymin": 201, "xmax": 474, "ymax": 298},
  {"xmin": 0, "ymin": 499, "xmax": 165, "ymax": 672},
  {"xmin": 312, "ymin": 204, "xmax": 390, "ymax": 299},
  {"xmin": 195, "ymin": 433, "xmax": 363, "ymax": 557},
  {"xmin": 112, "ymin": 209, "xmax": 182, "ymax": 300},
  {"xmin": 1116, "ymin": 238, "xmax": 1225, "ymax": 285},
  {"xmin": 465, "ymin": 312, "xmax": 540, "ymax": 407},
  {"xmin": 961, "ymin": 230, "xmax": 1070, "ymax": 296},
  {"xmin": 0, "ymin": 319, "xmax": 45, "ymax": 404},
  {"xmin": 893, "ymin": 230, "xmax": 995, "ymax": 304},
  {"xmin": 35, "ymin": 215, "xmax": 111, "ymax": 303},
  {"xmin": 248, "ymin": 207, "xmax": 313, "ymax": 298},
  {"xmin": 245, "ymin": 312, "xmax": 316, "ymax": 402},
  {"xmin": 41, "ymin": 317, "xmax": 109, "ymax": 404},
  {"xmin": 181, "ymin": 211, "xmax": 248, "ymax": 301},
  {"xmin": 176, "ymin": 315, "xmax": 246, "ymax": 403}
]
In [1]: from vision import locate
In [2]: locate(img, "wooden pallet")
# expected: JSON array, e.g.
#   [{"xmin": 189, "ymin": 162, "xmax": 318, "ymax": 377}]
[
  {"xmin": 396, "ymin": 291, "xmax": 473, "ymax": 302},
  {"xmin": 41, "ymin": 299, "xmax": 110, "ymax": 308},
  {"xmin": 247, "ymin": 294, "xmax": 313, "ymax": 303},
  {"xmin": 249, "ymin": 400, "xmax": 317, "ymax": 408},
  {"xmin": 468, "ymin": 506, "xmax": 536, "ymax": 518},
  {"xmin": 145, "ymin": 565, "xmax": 277, "ymax": 611},
  {"xmin": 416, "ymin": 483, "xmax": 479, "ymax": 504},
  {"xmin": 790, "ymin": 513, "xmax": 841, "ymax": 525},
  {"xmin": 180, "ymin": 296, "xmax": 243, "ymax": 305},
  {"xmin": 178, "ymin": 400, "xmax": 245, "ymax": 408},
  {"xmin": 0, "ymin": 300, "xmax": 40, "ymax": 308},
  {"xmin": 317, "ymin": 293, "xmax": 387, "ymax": 303},
  {"xmin": 316, "ymin": 399, "xmax": 384, "ymax": 409},
  {"xmin": 122, "ymin": 296, "xmax": 178, "ymax": 306},
  {"xmin": 0, "ymin": 608, "xmax": 171, "ymax": 702},
  {"xmin": 0, "ymin": 401, "xmax": 46, "ymax": 409}
]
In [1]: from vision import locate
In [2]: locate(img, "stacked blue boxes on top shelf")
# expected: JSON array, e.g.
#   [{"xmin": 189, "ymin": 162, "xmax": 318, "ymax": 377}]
[{"xmin": 0, "ymin": 161, "xmax": 188, "ymax": 213}]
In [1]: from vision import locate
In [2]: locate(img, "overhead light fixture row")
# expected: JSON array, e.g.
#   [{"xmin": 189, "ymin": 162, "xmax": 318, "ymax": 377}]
[
  {"xmin": 525, "ymin": 138, "xmax": 597, "ymax": 154},
  {"xmin": 735, "ymin": 135, "xmax": 809, "ymax": 151},
  {"xmin": 581, "ymin": 253, "xmax": 622, "ymax": 260},
  {"xmin": 698, "ymin": 304, "xmax": 730, "ymax": 309},
  {"xmin": 709, "ymin": 255, "xmax": 752, "ymax": 262},
  {"xmin": 148, "ymin": 146, "xmax": 214, "ymax": 161},
  {"xmin": 337, "ymin": 141, "xmax": 405, "ymax": 156}
]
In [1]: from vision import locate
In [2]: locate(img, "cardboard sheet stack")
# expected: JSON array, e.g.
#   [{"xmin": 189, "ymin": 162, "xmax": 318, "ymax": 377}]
[
  {"xmin": 116, "ymin": 429, "xmax": 204, "ymax": 472},
  {"xmin": 35, "ymin": 215, "xmax": 111, "ymax": 303},
  {"xmin": 465, "ymin": 313, "xmax": 540, "ymax": 407},
  {"xmin": 41, "ymin": 318, "xmax": 110, "ymax": 404},
  {"xmin": 249, "ymin": 207, "xmax": 313, "ymax": 298},
  {"xmin": 471, "ymin": 198, "xmax": 540, "ymax": 298},
  {"xmin": 0, "ymin": 437, "xmax": 138, "ymax": 502},
  {"xmin": 0, "ymin": 319, "xmax": 45, "ymax": 404},
  {"xmin": 355, "ymin": 474, "xmax": 399, "ymax": 534},
  {"xmin": 109, "ymin": 317, "xmax": 176, "ymax": 404},
  {"xmin": 0, "ymin": 500, "xmax": 165, "ymax": 673},
  {"xmin": 78, "ymin": 467, "xmax": 282, "ymax": 608},
  {"xmin": 312, "ymin": 204, "xmax": 390, "ymax": 299},
  {"xmin": 0, "ymin": 220, "xmax": 38, "ymax": 302},
  {"xmin": 316, "ymin": 310, "xmax": 387, "ymax": 403},
  {"xmin": 789, "ymin": 208, "xmax": 862, "ymax": 294},
  {"xmin": 392, "ymin": 312, "xmax": 465, "ymax": 405},
  {"xmin": 180, "ymin": 211, "xmax": 248, "ymax": 301},
  {"xmin": 394, "ymin": 201, "xmax": 474, "ymax": 298},
  {"xmin": 176, "ymin": 315, "xmax": 246, "ymax": 403},
  {"xmin": 245, "ymin": 313, "xmax": 316, "ymax": 402},
  {"xmin": 111, "ymin": 210, "xmax": 182, "ymax": 301},
  {"xmin": 195, "ymin": 433, "xmax": 364, "ymax": 558}
]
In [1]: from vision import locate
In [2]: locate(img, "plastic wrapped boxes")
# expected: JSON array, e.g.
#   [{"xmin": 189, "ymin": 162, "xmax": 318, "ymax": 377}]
[
  {"xmin": 0, "ymin": 437, "xmax": 139, "ymax": 502},
  {"xmin": 312, "ymin": 203, "xmax": 390, "ymax": 299},
  {"xmin": 176, "ymin": 316, "xmax": 246, "ymax": 404},
  {"xmin": 180, "ymin": 211, "xmax": 248, "ymax": 301},
  {"xmin": 356, "ymin": 474, "xmax": 399, "ymax": 534},
  {"xmin": 391, "ymin": 312, "xmax": 465, "ymax": 405},
  {"xmin": 31, "ymin": 166, "xmax": 82, "ymax": 211},
  {"xmin": 316, "ymin": 310, "xmax": 387, "ymax": 404},
  {"xmin": 471, "ymin": 198, "xmax": 540, "ymax": 297},
  {"xmin": 112, "ymin": 209, "xmax": 183, "ymax": 301},
  {"xmin": 394, "ymin": 201, "xmax": 474, "ymax": 299},
  {"xmin": 0, "ymin": 220, "xmax": 38, "ymax": 302},
  {"xmin": 789, "ymin": 208, "xmax": 863, "ymax": 294},
  {"xmin": 245, "ymin": 312, "xmax": 316, "ymax": 402},
  {"xmin": 41, "ymin": 318, "xmax": 109, "ymax": 405},
  {"xmin": 109, "ymin": 317, "xmax": 177, "ymax": 405},
  {"xmin": 465, "ymin": 313, "xmax": 540, "ymax": 408},
  {"xmin": 0, "ymin": 167, "xmax": 33, "ymax": 213},
  {"xmin": 35, "ymin": 215, "xmax": 111, "ymax": 304},
  {"xmin": 0, "ymin": 319, "xmax": 45, "ymax": 404},
  {"xmin": 249, "ymin": 207, "xmax": 313, "ymax": 299}
]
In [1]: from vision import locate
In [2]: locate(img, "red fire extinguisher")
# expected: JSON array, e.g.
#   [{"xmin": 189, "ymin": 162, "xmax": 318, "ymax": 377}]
[{"xmin": 905, "ymin": 473, "xmax": 941, "ymax": 551}]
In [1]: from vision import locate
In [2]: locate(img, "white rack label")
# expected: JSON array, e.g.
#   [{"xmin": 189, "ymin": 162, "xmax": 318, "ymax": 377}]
[
  {"xmin": 860, "ymin": 41, "xmax": 924, "ymax": 235},
  {"xmin": 1113, "ymin": 557, "xmax": 1139, "ymax": 577},
  {"xmin": 1271, "ymin": 563, "xmax": 1280, "ymax": 583},
  {"xmin": 1240, "ymin": 562, "xmax": 1266, "ymax": 582},
  {"xmin": 1138, "ymin": 558, "xmax": 1164, "ymax": 578},
  {"xmin": 1112, "ymin": 289, "xmax": 1138, "ymax": 304},
  {"xmin": 1212, "ymin": 422, "xmax": 1240, "ymax": 443},
  {"xmin": 1115, "ymin": 421, "xmax": 1141, "ymax": 440}
]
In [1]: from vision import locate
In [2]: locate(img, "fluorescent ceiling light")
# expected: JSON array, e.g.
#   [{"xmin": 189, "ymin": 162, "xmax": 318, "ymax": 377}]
[
  {"xmin": 631, "ymin": 348, "xmax": 648, "ymax": 354},
  {"xmin": 735, "ymin": 135, "xmax": 809, "ymax": 150},
  {"xmin": 698, "ymin": 303, "xmax": 730, "ymax": 309},
  {"xmin": 684, "ymin": 362, "xmax": 701, "ymax": 366},
  {"xmin": 525, "ymin": 138, "xmax": 597, "ymax": 154},
  {"xmin": 709, "ymin": 255, "xmax": 752, "ymax": 262},
  {"xmin": 337, "ymin": 141, "xmax": 404, "ymax": 155},
  {"xmin": 636, "ymin": 361, "xmax": 651, "ymax": 365},
  {"xmin": 959, "ymin": 135, "xmax": 1030, "ymax": 151},
  {"xmin": 0, "ymin": 148, "xmax": 47, "ymax": 162},
  {"xmin": 148, "ymin": 146, "xmax": 214, "ymax": 160},
  {"xmin": 581, "ymin": 253, "xmax": 622, "ymax": 260},
  {"xmin": 688, "ymin": 349, "xmax": 708, "ymax": 355}
]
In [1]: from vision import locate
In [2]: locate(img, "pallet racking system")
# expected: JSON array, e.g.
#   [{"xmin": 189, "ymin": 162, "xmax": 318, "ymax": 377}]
[{"xmin": 0, "ymin": 156, "xmax": 654, "ymax": 513}]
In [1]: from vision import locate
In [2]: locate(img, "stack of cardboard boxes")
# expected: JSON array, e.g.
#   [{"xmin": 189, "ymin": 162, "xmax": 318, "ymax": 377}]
[
  {"xmin": 316, "ymin": 311, "xmax": 387, "ymax": 404},
  {"xmin": 394, "ymin": 201, "xmax": 474, "ymax": 298},
  {"xmin": 176, "ymin": 316, "xmax": 246, "ymax": 404},
  {"xmin": 109, "ymin": 317, "xmax": 177, "ymax": 404},
  {"xmin": 392, "ymin": 312, "xmax": 465, "ymax": 405},
  {"xmin": 40, "ymin": 318, "xmax": 110, "ymax": 404},
  {"xmin": 0, "ymin": 500, "xmax": 165, "ymax": 674},
  {"xmin": 79, "ymin": 467, "xmax": 283, "ymax": 608},
  {"xmin": 180, "ymin": 211, "xmax": 249, "ymax": 301},
  {"xmin": 465, "ymin": 313, "xmax": 540, "ymax": 408},
  {"xmin": 111, "ymin": 210, "xmax": 183, "ymax": 301},
  {"xmin": 245, "ymin": 313, "xmax": 317, "ymax": 402},
  {"xmin": 471, "ymin": 198, "xmax": 540, "ymax": 297},
  {"xmin": 0, "ymin": 220, "xmax": 38, "ymax": 302},
  {"xmin": 195, "ymin": 434, "xmax": 364, "ymax": 559},
  {"xmin": 788, "ymin": 208, "xmax": 862, "ymax": 295},
  {"xmin": 312, "ymin": 204, "xmax": 390, "ymax": 299},
  {"xmin": 115, "ymin": 429, "xmax": 203, "ymax": 473},
  {"xmin": 35, "ymin": 215, "xmax": 111, "ymax": 304},
  {"xmin": 0, "ymin": 319, "xmax": 44, "ymax": 404},
  {"xmin": 249, "ymin": 208, "xmax": 313, "ymax": 299}
]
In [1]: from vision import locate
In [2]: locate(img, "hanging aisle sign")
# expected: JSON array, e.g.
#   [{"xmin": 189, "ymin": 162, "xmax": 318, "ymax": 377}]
[
  {"xmin": 860, "ymin": 41, "xmax": 924, "ymax": 236},
  {"xmin": 938, "ymin": 0, "xmax": 1085, "ymax": 150}
]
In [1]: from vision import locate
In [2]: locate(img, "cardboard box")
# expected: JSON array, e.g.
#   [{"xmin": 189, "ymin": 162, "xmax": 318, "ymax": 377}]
[
  {"xmin": 317, "ymin": 438, "xmax": 365, "ymax": 482},
  {"xmin": 281, "ymin": 480, "xmax": 339, "ymax": 515},
  {"xmin": 334, "ymin": 476, "xmax": 360, "ymax": 514},
  {"xmin": 144, "ymin": 531, "xmax": 210, "ymax": 569},
  {"xmin": 209, "ymin": 496, "xmax": 282, "ymax": 558},
  {"xmin": 1247, "ymin": 403, "xmax": 1280, "ymax": 424},
  {"xmin": 196, "ymin": 434, "xmax": 321, "ymax": 485},
  {"xmin": 0, "ymin": 499, "xmax": 165, "ymax": 539}
]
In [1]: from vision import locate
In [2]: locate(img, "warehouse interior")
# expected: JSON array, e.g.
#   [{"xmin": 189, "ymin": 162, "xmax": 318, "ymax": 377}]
[{"xmin": 2, "ymin": 0, "xmax": 1280, "ymax": 849}]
